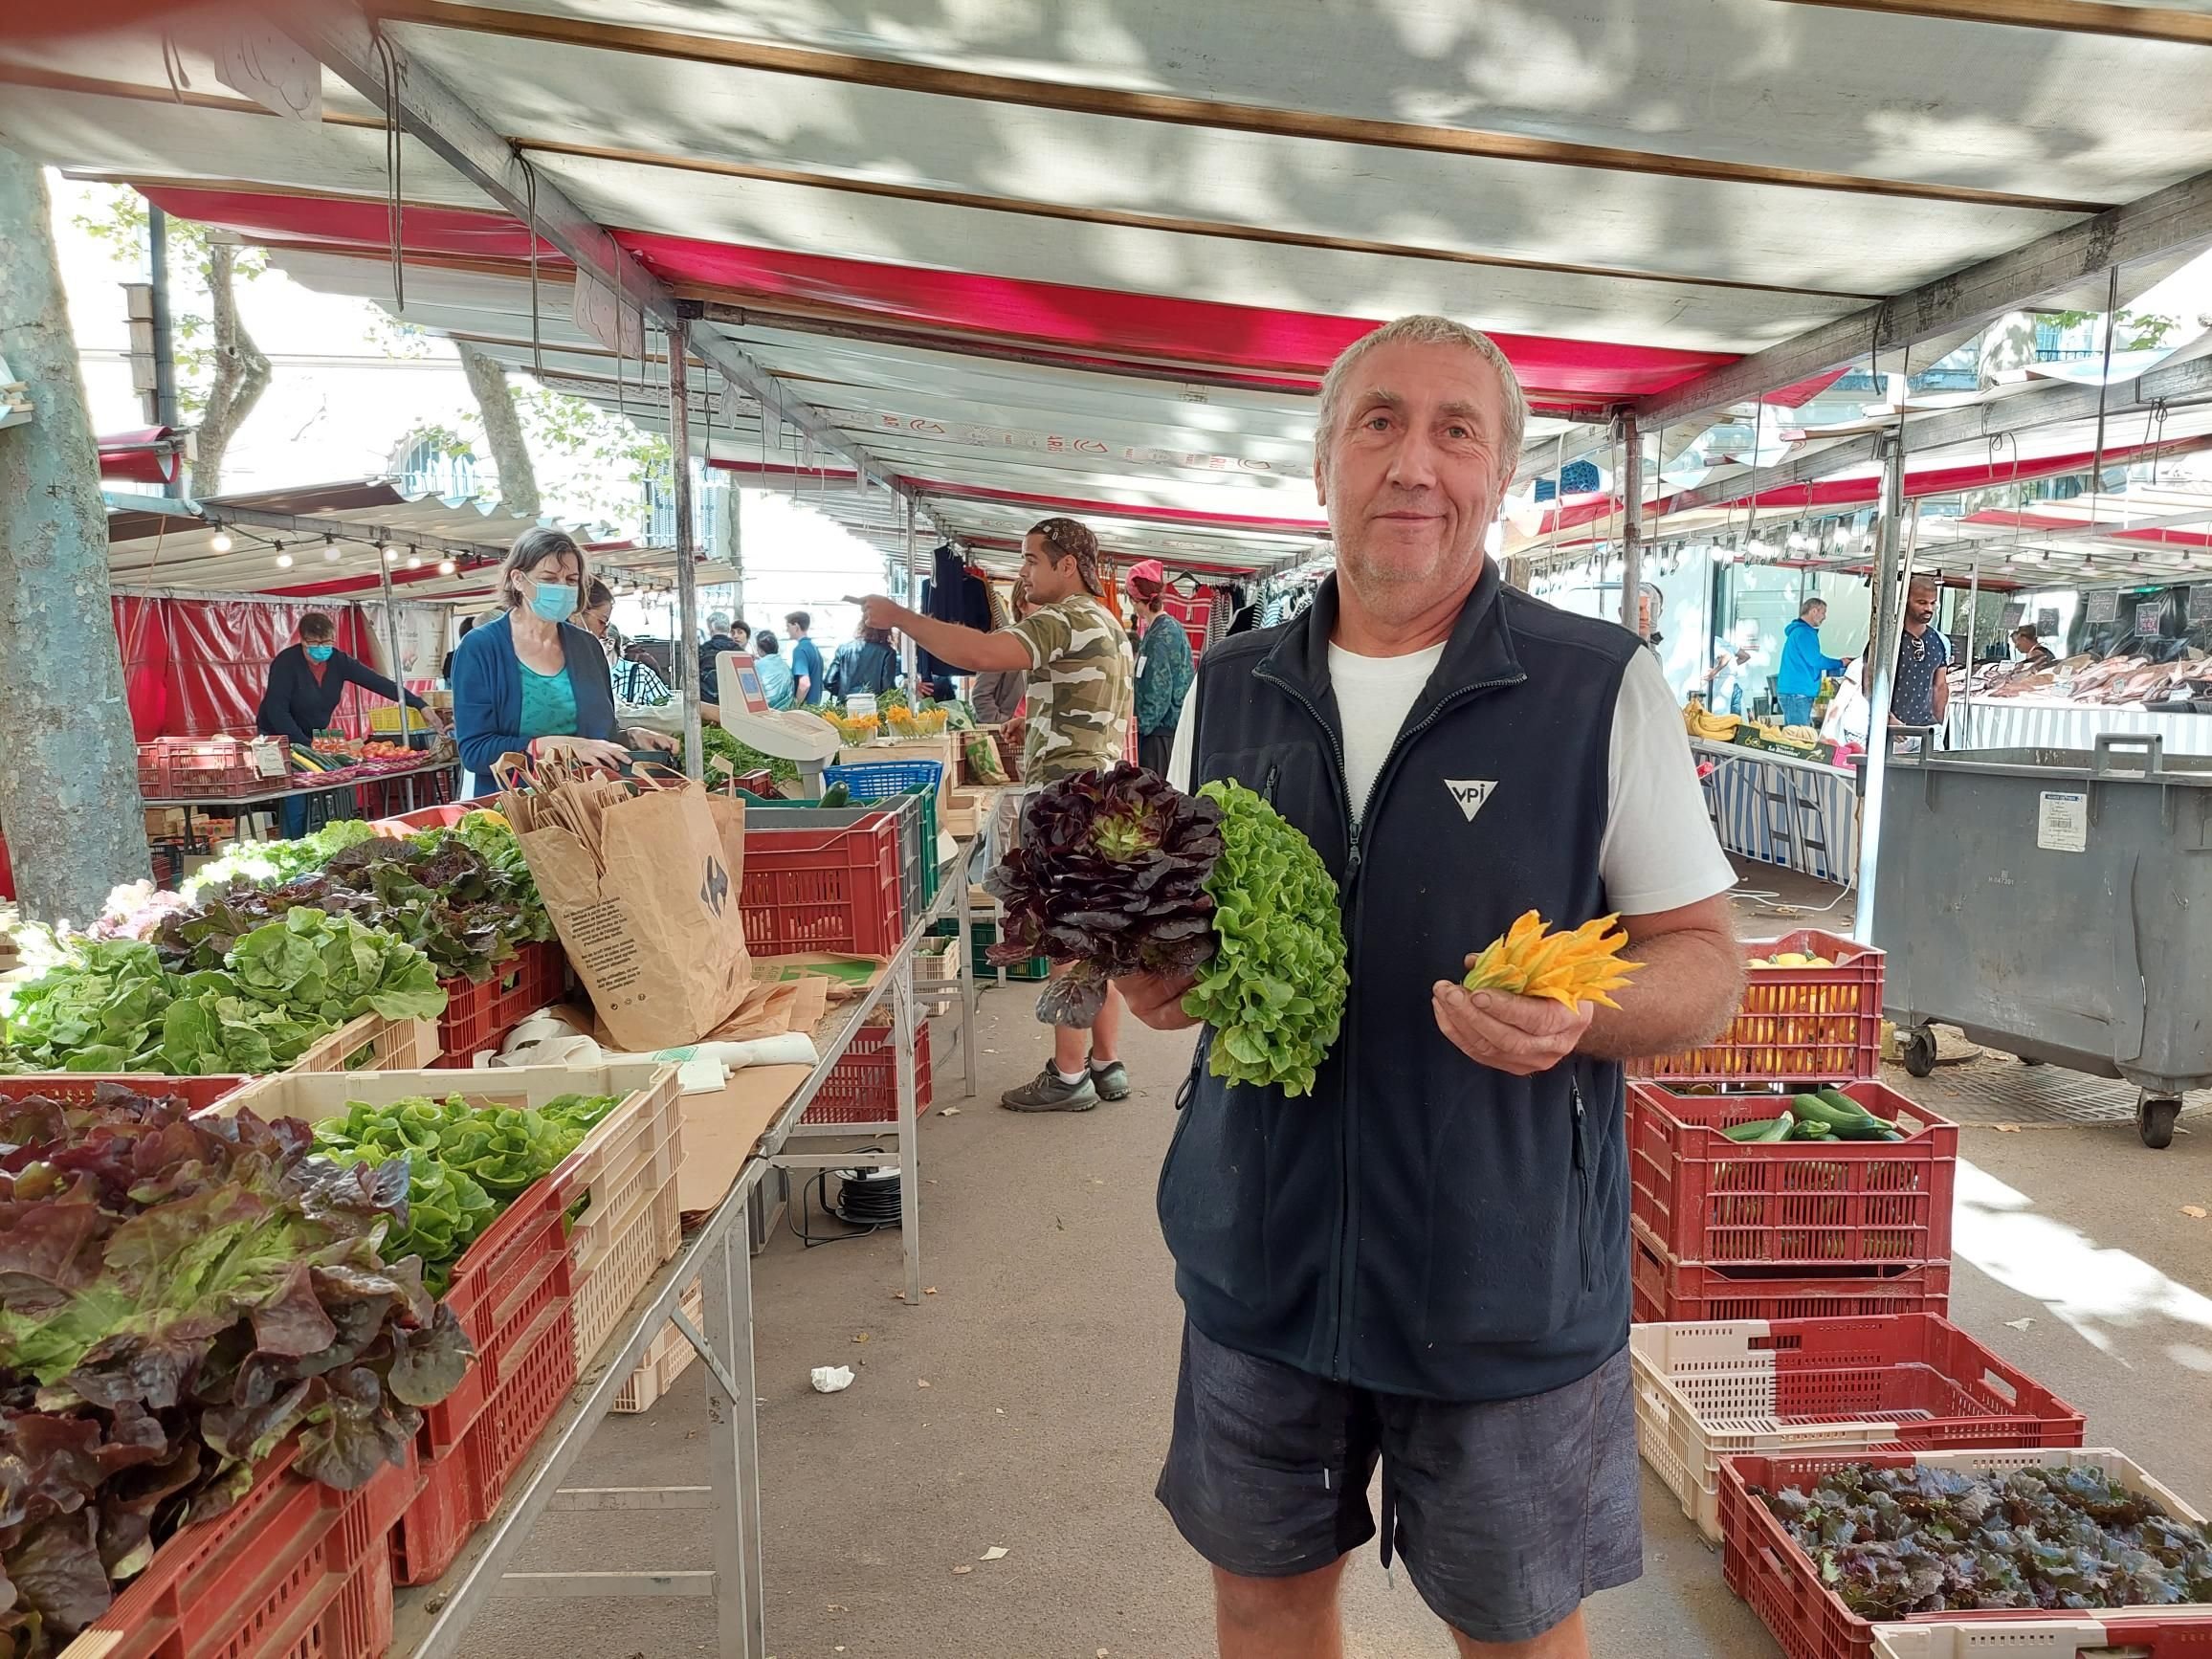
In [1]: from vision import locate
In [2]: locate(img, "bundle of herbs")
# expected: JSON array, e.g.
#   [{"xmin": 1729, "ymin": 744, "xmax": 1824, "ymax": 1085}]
[
  {"xmin": 0, "ymin": 1082, "xmax": 470, "ymax": 1655},
  {"xmin": 1755, "ymin": 1461, "xmax": 2212, "ymax": 1619},
  {"xmin": 985, "ymin": 764, "xmax": 1348, "ymax": 1096}
]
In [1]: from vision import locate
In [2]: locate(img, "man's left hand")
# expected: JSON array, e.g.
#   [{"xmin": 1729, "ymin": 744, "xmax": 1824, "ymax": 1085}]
[{"xmin": 1431, "ymin": 979, "xmax": 1594, "ymax": 1075}]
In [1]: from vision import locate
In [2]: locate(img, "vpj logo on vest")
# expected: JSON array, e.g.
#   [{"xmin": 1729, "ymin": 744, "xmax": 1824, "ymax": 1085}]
[{"xmin": 1445, "ymin": 779, "xmax": 1496, "ymax": 823}]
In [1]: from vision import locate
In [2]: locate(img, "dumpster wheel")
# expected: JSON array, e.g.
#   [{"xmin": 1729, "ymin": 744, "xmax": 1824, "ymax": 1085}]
[
  {"xmin": 2137, "ymin": 1095, "xmax": 2182, "ymax": 1150},
  {"xmin": 1900, "ymin": 1026, "xmax": 1937, "ymax": 1079}
]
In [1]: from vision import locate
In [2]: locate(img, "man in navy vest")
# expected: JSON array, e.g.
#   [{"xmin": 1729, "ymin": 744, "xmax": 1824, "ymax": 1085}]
[{"xmin": 1121, "ymin": 315, "xmax": 1743, "ymax": 1659}]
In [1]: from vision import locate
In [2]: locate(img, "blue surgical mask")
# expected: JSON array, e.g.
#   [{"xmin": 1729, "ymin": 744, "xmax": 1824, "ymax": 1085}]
[
  {"xmin": 528, "ymin": 578, "xmax": 579, "ymax": 624},
  {"xmin": 305, "ymin": 644, "xmax": 335, "ymax": 663}
]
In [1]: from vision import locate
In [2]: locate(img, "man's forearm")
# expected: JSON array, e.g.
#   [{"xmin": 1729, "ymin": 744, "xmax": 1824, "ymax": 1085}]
[
  {"xmin": 886, "ymin": 604, "xmax": 1026, "ymax": 672},
  {"xmin": 1579, "ymin": 924, "xmax": 1741, "ymax": 1061}
]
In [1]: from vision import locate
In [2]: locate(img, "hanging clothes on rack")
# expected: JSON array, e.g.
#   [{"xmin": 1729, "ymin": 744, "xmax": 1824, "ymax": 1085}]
[{"xmin": 917, "ymin": 544, "xmax": 991, "ymax": 688}]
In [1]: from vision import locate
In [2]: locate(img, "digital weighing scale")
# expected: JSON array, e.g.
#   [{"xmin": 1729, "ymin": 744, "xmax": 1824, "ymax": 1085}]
[{"xmin": 713, "ymin": 651, "xmax": 842, "ymax": 794}]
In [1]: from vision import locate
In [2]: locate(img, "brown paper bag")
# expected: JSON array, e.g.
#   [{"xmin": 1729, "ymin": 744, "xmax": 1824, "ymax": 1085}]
[{"xmin": 505, "ymin": 776, "xmax": 752, "ymax": 1051}]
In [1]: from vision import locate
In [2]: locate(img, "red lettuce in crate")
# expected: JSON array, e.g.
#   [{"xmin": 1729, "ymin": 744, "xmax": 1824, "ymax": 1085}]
[
  {"xmin": 984, "ymin": 763, "xmax": 1224, "ymax": 1026},
  {"xmin": 0, "ymin": 1083, "xmax": 472, "ymax": 1654}
]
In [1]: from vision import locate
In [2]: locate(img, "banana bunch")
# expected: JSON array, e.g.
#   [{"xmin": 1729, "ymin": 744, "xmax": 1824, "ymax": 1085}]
[
  {"xmin": 1463, "ymin": 910, "xmax": 1644, "ymax": 1010},
  {"xmin": 1686, "ymin": 707, "xmax": 1742, "ymax": 741}
]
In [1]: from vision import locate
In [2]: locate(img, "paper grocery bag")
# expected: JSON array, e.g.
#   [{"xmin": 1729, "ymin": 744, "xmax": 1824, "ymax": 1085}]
[{"xmin": 507, "ymin": 777, "xmax": 752, "ymax": 1051}]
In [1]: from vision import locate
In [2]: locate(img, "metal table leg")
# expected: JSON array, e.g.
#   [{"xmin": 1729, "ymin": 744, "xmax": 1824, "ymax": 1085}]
[
  {"xmin": 956, "ymin": 875, "xmax": 977, "ymax": 1100},
  {"xmin": 697, "ymin": 1190, "xmax": 767, "ymax": 1659},
  {"xmin": 893, "ymin": 962, "xmax": 923, "ymax": 1305}
]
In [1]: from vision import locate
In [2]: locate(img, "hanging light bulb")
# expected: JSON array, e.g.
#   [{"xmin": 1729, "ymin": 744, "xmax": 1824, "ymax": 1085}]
[
  {"xmin": 383, "ymin": 545, "xmax": 402, "ymax": 564},
  {"xmin": 406, "ymin": 551, "xmax": 423, "ymax": 569},
  {"xmin": 210, "ymin": 528, "xmax": 233, "ymax": 553},
  {"xmin": 323, "ymin": 542, "xmax": 343, "ymax": 563},
  {"xmin": 275, "ymin": 552, "xmax": 294, "ymax": 570},
  {"xmin": 438, "ymin": 558, "xmax": 457, "ymax": 576}
]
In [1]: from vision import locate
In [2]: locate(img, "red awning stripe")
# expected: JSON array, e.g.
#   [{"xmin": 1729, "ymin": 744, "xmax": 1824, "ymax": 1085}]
[
  {"xmin": 1958, "ymin": 508, "xmax": 2212, "ymax": 549},
  {"xmin": 903, "ymin": 476, "xmax": 1328, "ymax": 534},
  {"xmin": 133, "ymin": 185, "xmax": 1749, "ymax": 405}
]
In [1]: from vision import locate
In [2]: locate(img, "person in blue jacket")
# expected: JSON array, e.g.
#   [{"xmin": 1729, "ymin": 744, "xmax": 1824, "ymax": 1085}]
[
  {"xmin": 1776, "ymin": 597, "xmax": 1847, "ymax": 728},
  {"xmin": 450, "ymin": 528, "xmax": 675, "ymax": 796},
  {"xmin": 256, "ymin": 610, "xmax": 434, "ymax": 748}
]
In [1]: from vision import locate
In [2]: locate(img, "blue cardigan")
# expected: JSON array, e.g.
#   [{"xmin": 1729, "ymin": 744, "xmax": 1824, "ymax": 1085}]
[{"xmin": 452, "ymin": 611, "xmax": 620, "ymax": 796}]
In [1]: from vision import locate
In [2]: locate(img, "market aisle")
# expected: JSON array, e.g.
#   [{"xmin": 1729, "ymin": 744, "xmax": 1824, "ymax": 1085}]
[{"xmin": 465, "ymin": 987, "xmax": 2212, "ymax": 1659}]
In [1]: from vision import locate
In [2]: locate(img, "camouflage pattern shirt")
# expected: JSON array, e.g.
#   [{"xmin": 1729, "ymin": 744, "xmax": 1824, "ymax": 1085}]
[{"xmin": 1008, "ymin": 593, "xmax": 1134, "ymax": 781}]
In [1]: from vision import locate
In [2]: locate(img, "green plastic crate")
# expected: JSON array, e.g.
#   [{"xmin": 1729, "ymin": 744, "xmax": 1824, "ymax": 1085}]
[{"xmin": 929, "ymin": 917, "xmax": 1050, "ymax": 981}]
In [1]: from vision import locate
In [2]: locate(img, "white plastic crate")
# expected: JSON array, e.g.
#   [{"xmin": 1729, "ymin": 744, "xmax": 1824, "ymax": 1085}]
[
  {"xmin": 914, "ymin": 934, "xmax": 960, "ymax": 1016},
  {"xmin": 612, "ymin": 1278, "xmax": 704, "ymax": 1413},
  {"xmin": 1874, "ymin": 1614, "xmax": 2210, "ymax": 1658},
  {"xmin": 1634, "ymin": 1321, "xmax": 1905, "ymax": 1542}
]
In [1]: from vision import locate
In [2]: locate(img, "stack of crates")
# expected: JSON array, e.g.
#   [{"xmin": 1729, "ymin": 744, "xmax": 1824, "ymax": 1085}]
[{"xmin": 1626, "ymin": 933, "xmax": 1959, "ymax": 1323}]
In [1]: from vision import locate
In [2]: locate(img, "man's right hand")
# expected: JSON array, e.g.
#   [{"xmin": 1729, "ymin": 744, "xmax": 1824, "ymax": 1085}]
[{"xmin": 1116, "ymin": 969, "xmax": 1201, "ymax": 1031}]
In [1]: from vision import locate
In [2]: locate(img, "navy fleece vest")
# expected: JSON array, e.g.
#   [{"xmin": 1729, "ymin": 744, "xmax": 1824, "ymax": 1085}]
[{"xmin": 1157, "ymin": 565, "xmax": 1637, "ymax": 1404}]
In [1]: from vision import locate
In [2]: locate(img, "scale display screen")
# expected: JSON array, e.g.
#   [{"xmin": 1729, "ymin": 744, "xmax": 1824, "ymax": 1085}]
[{"xmin": 720, "ymin": 653, "xmax": 770, "ymax": 714}]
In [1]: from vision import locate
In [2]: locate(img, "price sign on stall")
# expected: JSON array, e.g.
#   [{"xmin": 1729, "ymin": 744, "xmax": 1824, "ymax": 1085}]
[
  {"xmin": 2137, "ymin": 594, "xmax": 2171, "ymax": 634},
  {"xmin": 2037, "ymin": 608, "xmax": 2061, "ymax": 635},
  {"xmin": 2190, "ymin": 586, "xmax": 2212, "ymax": 624},
  {"xmin": 2002, "ymin": 601, "xmax": 2026, "ymax": 630},
  {"xmin": 2086, "ymin": 589, "xmax": 2120, "ymax": 624}
]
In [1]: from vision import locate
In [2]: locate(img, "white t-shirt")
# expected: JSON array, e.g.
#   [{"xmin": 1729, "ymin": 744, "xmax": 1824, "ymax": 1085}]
[{"xmin": 1167, "ymin": 643, "xmax": 1734, "ymax": 917}]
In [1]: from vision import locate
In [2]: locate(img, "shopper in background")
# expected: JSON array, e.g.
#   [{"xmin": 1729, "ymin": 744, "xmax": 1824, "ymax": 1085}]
[
  {"xmin": 1875, "ymin": 574, "xmax": 1951, "ymax": 730},
  {"xmin": 969, "ymin": 580, "xmax": 1031, "ymax": 727},
  {"xmin": 452, "ymin": 527, "xmax": 676, "ymax": 796},
  {"xmin": 440, "ymin": 613, "xmax": 476, "ymax": 684},
  {"xmin": 1776, "ymin": 597, "xmax": 1846, "ymax": 728},
  {"xmin": 1127, "ymin": 559, "xmax": 1196, "ymax": 777},
  {"xmin": 698, "ymin": 611, "xmax": 741, "ymax": 704},
  {"xmin": 853, "ymin": 516, "xmax": 1136, "ymax": 1113},
  {"xmin": 1703, "ymin": 641, "xmax": 1750, "ymax": 716},
  {"xmin": 578, "ymin": 580, "xmax": 621, "ymax": 664},
  {"xmin": 826, "ymin": 623, "xmax": 903, "ymax": 703},
  {"xmin": 785, "ymin": 611, "xmax": 828, "ymax": 706},
  {"xmin": 612, "ymin": 640, "xmax": 673, "ymax": 707},
  {"xmin": 753, "ymin": 630, "xmax": 797, "ymax": 709},
  {"xmin": 258, "ymin": 610, "xmax": 435, "ymax": 749}
]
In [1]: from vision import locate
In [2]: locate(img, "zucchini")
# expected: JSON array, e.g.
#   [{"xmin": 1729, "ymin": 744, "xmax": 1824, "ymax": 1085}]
[
  {"xmin": 1828, "ymin": 1117, "xmax": 1898, "ymax": 1140},
  {"xmin": 1792, "ymin": 1093, "xmax": 1879, "ymax": 1132},
  {"xmin": 1815, "ymin": 1087, "xmax": 1869, "ymax": 1117},
  {"xmin": 1755, "ymin": 1112, "xmax": 1796, "ymax": 1143},
  {"xmin": 1723, "ymin": 1117, "xmax": 1784, "ymax": 1142}
]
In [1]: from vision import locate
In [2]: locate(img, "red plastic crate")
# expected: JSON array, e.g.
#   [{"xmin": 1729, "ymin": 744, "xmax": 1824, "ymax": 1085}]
[
  {"xmin": 0, "ymin": 1074, "xmax": 249, "ymax": 1111},
  {"xmin": 1628, "ymin": 1080, "xmax": 1958, "ymax": 1268},
  {"xmin": 139, "ymin": 736, "xmax": 292, "ymax": 799},
  {"xmin": 390, "ymin": 1293, "xmax": 579, "ymax": 1585},
  {"xmin": 1633, "ymin": 930, "xmax": 1883, "ymax": 1086},
  {"xmin": 741, "ymin": 816, "xmax": 903, "ymax": 957},
  {"xmin": 1632, "ymin": 1218, "xmax": 1950, "ymax": 1323},
  {"xmin": 66, "ymin": 1439, "xmax": 419, "ymax": 1659},
  {"xmin": 418, "ymin": 1168, "xmax": 574, "ymax": 1455},
  {"xmin": 369, "ymin": 801, "xmax": 476, "ymax": 834},
  {"xmin": 802, "ymin": 1021, "xmax": 935, "ymax": 1124},
  {"xmin": 1872, "ymin": 1617, "xmax": 2212, "ymax": 1658},
  {"xmin": 1720, "ymin": 1449, "xmax": 2211, "ymax": 1659},
  {"xmin": 431, "ymin": 940, "xmax": 567, "ymax": 1066}
]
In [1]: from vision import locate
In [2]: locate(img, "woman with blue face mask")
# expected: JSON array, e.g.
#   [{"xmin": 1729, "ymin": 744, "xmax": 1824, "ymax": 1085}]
[{"xmin": 450, "ymin": 527, "xmax": 677, "ymax": 795}]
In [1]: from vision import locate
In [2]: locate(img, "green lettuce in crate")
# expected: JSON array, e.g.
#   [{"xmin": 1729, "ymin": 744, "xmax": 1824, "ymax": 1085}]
[{"xmin": 312, "ymin": 1092, "xmax": 624, "ymax": 1290}]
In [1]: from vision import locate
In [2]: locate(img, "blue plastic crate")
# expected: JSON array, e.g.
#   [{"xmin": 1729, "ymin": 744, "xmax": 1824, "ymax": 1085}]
[{"xmin": 825, "ymin": 761, "xmax": 943, "ymax": 802}]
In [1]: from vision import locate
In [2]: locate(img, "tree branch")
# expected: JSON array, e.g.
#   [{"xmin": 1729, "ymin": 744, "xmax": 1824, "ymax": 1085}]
[
  {"xmin": 459, "ymin": 342, "xmax": 541, "ymax": 519},
  {"xmin": 190, "ymin": 243, "xmax": 270, "ymax": 497}
]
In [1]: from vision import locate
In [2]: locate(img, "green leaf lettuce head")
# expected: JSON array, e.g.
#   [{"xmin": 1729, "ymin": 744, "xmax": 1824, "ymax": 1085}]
[
  {"xmin": 311, "ymin": 1092, "xmax": 623, "ymax": 1291},
  {"xmin": 1180, "ymin": 780, "xmax": 1349, "ymax": 1099},
  {"xmin": 0, "ymin": 1082, "xmax": 471, "ymax": 1652}
]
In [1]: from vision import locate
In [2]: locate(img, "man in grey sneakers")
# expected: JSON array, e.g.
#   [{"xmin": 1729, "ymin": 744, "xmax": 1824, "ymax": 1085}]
[
  {"xmin": 856, "ymin": 516, "xmax": 1136, "ymax": 1111},
  {"xmin": 1121, "ymin": 315, "xmax": 1742, "ymax": 1658}
]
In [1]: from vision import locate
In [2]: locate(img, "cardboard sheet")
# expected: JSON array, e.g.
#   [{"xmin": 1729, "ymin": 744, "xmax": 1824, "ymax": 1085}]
[{"xmin": 678, "ymin": 1062, "xmax": 811, "ymax": 1219}]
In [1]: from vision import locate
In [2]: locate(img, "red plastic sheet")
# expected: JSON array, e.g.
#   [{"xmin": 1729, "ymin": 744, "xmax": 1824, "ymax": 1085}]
[{"xmin": 112, "ymin": 596, "xmax": 384, "ymax": 741}]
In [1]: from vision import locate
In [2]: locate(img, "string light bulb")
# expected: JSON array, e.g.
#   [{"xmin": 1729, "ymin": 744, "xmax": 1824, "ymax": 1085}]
[
  {"xmin": 406, "ymin": 552, "xmax": 423, "ymax": 569},
  {"xmin": 210, "ymin": 528, "xmax": 233, "ymax": 553},
  {"xmin": 323, "ymin": 543, "xmax": 343, "ymax": 563},
  {"xmin": 437, "ymin": 558, "xmax": 457, "ymax": 576},
  {"xmin": 275, "ymin": 552, "xmax": 294, "ymax": 569},
  {"xmin": 383, "ymin": 546, "xmax": 401, "ymax": 564}
]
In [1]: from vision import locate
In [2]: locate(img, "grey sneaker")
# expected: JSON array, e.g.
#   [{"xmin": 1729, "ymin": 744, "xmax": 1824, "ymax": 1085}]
[
  {"xmin": 1088, "ymin": 1059, "xmax": 1132, "ymax": 1101},
  {"xmin": 1000, "ymin": 1066, "xmax": 1098, "ymax": 1113}
]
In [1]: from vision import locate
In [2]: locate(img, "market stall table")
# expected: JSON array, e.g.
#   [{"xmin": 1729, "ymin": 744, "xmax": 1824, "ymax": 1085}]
[
  {"xmin": 144, "ymin": 757, "xmax": 459, "ymax": 862},
  {"xmin": 1951, "ymin": 695, "xmax": 2212, "ymax": 757},
  {"xmin": 382, "ymin": 840, "xmax": 980, "ymax": 1659},
  {"xmin": 1690, "ymin": 737, "xmax": 1859, "ymax": 884}
]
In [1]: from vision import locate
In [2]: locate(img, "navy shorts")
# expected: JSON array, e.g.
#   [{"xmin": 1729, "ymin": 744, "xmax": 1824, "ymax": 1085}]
[{"xmin": 1157, "ymin": 1322, "xmax": 1643, "ymax": 1646}]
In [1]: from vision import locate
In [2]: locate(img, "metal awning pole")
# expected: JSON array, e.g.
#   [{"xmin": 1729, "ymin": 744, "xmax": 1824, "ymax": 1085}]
[
  {"xmin": 668, "ymin": 323, "xmax": 704, "ymax": 780},
  {"xmin": 1855, "ymin": 432, "xmax": 1909, "ymax": 946},
  {"xmin": 1960, "ymin": 540, "xmax": 1982, "ymax": 735},
  {"xmin": 1619, "ymin": 411, "xmax": 1644, "ymax": 635},
  {"xmin": 901, "ymin": 495, "xmax": 918, "ymax": 691},
  {"xmin": 377, "ymin": 553, "xmax": 412, "ymax": 745}
]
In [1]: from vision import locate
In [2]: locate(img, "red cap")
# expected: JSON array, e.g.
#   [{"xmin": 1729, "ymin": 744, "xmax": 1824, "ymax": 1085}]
[{"xmin": 1126, "ymin": 559, "xmax": 1166, "ymax": 586}]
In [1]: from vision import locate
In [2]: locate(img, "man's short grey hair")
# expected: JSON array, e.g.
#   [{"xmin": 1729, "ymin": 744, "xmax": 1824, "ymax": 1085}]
[
  {"xmin": 707, "ymin": 611, "xmax": 731, "ymax": 631},
  {"xmin": 1313, "ymin": 315, "xmax": 1530, "ymax": 485}
]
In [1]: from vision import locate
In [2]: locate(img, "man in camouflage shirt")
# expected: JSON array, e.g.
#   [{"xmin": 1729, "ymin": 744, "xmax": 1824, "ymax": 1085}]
[{"xmin": 858, "ymin": 517, "xmax": 1138, "ymax": 1110}]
